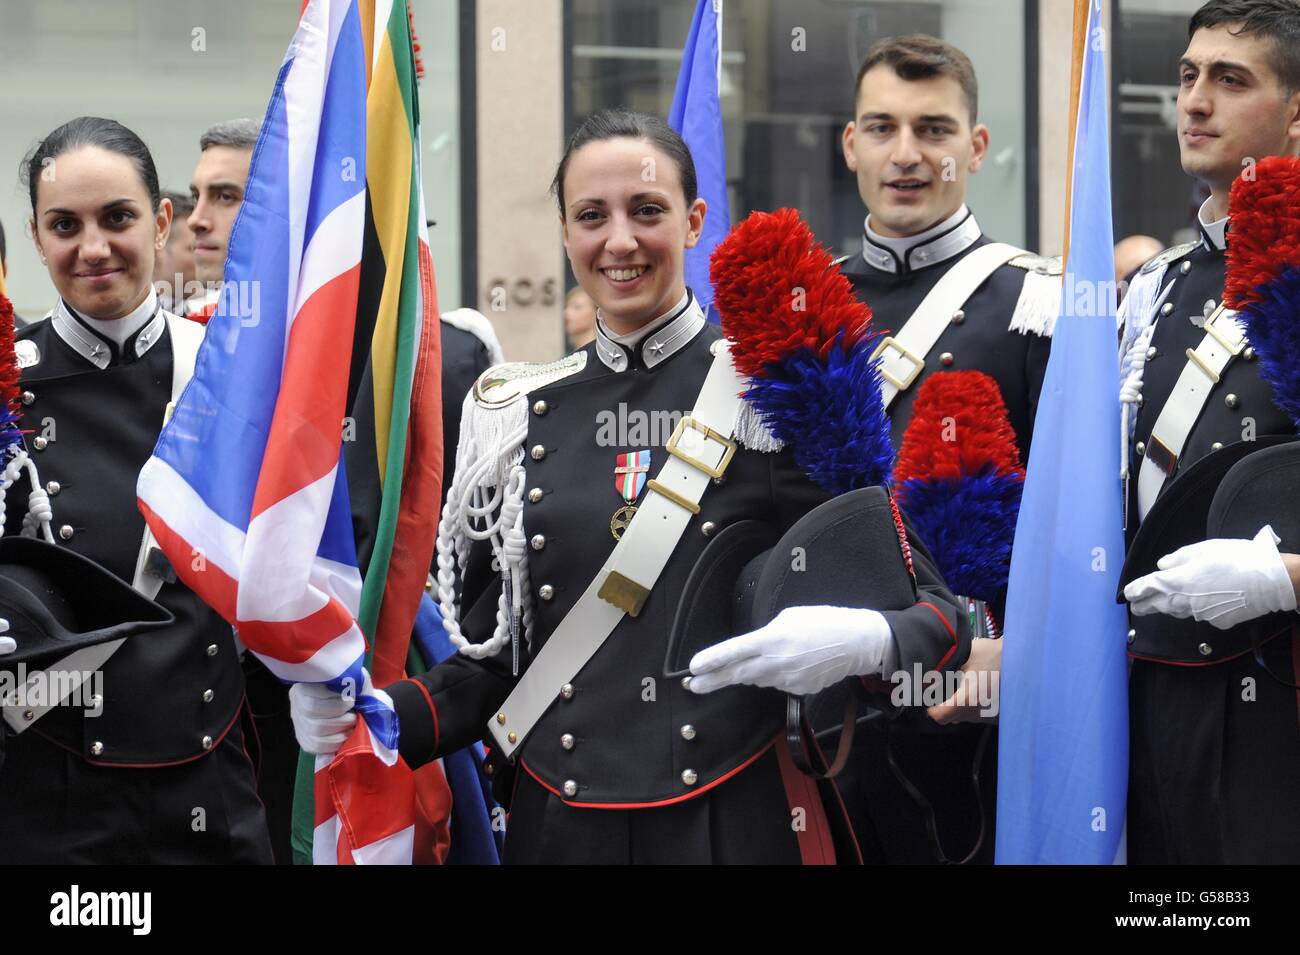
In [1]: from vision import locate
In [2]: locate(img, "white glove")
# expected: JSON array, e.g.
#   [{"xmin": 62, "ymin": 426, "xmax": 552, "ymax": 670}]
[
  {"xmin": 687, "ymin": 605, "xmax": 891, "ymax": 696},
  {"xmin": 0, "ymin": 617, "xmax": 13, "ymax": 656},
  {"xmin": 1124, "ymin": 525, "xmax": 1298, "ymax": 630},
  {"xmin": 289, "ymin": 671, "xmax": 393, "ymax": 756}
]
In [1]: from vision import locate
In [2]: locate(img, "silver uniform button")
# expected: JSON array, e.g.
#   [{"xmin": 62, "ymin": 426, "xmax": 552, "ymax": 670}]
[
  {"xmin": 206, "ymin": 643, "xmax": 219, "ymax": 657},
  {"xmin": 563, "ymin": 779, "xmax": 578, "ymax": 797},
  {"xmin": 1211, "ymin": 442, "xmax": 1224, "ymax": 451},
  {"xmin": 940, "ymin": 352, "xmax": 954, "ymax": 366},
  {"xmin": 680, "ymin": 724, "xmax": 696, "ymax": 741},
  {"xmin": 533, "ymin": 400, "xmax": 548, "ymax": 415},
  {"xmin": 1224, "ymin": 393, "xmax": 1239, "ymax": 409},
  {"xmin": 1135, "ymin": 441, "xmax": 1146, "ymax": 456},
  {"xmin": 700, "ymin": 521, "xmax": 716, "ymax": 537},
  {"xmin": 33, "ymin": 436, "xmax": 48, "ymax": 450},
  {"xmin": 58, "ymin": 525, "xmax": 74, "ymax": 541},
  {"xmin": 1243, "ymin": 346, "xmax": 1256, "ymax": 361},
  {"xmin": 950, "ymin": 309, "xmax": 965, "ymax": 324},
  {"xmin": 528, "ymin": 487, "xmax": 544, "ymax": 503},
  {"xmin": 46, "ymin": 481, "xmax": 60, "ymax": 496},
  {"xmin": 681, "ymin": 769, "xmax": 698, "ymax": 786},
  {"xmin": 1160, "ymin": 302, "xmax": 1174, "ymax": 316},
  {"xmin": 538, "ymin": 584, "xmax": 555, "ymax": 601},
  {"xmin": 1180, "ymin": 260, "xmax": 1192, "ymax": 274},
  {"xmin": 21, "ymin": 391, "xmax": 34, "ymax": 406},
  {"xmin": 530, "ymin": 444, "xmax": 546, "ymax": 461},
  {"xmin": 1146, "ymin": 346, "xmax": 1157, "ymax": 360},
  {"xmin": 681, "ymin": 676, "xmax": 693, "ymax": 690},
  {"xmin": 90, "ymin": 741, "xmax": 104, "ymax": 756},
  {"xmin": 202, "ymin": 689, "xmax": 214, "ymax": 703},
  {"xmin": 560, "ymin": 733, "xmax": 575, "ymax": 751},
  {"xmin": 530, "ymin": 534, "xmax": 546, "ymax": 551},
  {"xmin": 1198, "ymin": 642, "xmax": 1212, "ymax": 656},
  {"xmin": 560, "ymin": 683, "xmax": 574, "ymax": 699},
  {"xmin": 1126, "ymin": 629, "xmax": 1136, "ymax": 645},
  {"xmin": 202, "ymin": 735, "xmax": 214, "ymax": 750}
]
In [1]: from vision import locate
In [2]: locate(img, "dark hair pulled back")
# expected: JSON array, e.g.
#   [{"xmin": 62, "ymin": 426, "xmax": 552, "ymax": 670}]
[
  {"xmin": 551, "ymin": 108, "xmax": 698, "ymax": 215},
  {"xmin": 21, "ymin": 116, "xmax": 162, "ymax": 213}
]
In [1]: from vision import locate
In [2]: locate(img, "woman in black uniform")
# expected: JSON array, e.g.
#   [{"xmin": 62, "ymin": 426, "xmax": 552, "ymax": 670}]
[
  {"xmin": 292, "ymin": 109, "xmax": 969, "ymax": 864},
  {"xmin": 0, "ymin": 117, "xmax": 271, "ymax": 863}
]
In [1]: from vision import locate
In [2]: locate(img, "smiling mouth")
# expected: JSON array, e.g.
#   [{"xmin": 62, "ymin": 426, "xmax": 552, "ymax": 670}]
[
  {"xmin": 601, "ymin": 266, "xmax": 648, "ymax": 282},
  {"xmin": 77, "ymin": 269, "xmax": 122, "ymax": 278},
  {"xmin": 885, "ymin": 180, "xmax": 929, "ymax": 194}
]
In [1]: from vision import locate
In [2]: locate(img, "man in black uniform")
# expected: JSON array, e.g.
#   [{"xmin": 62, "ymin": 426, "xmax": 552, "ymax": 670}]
[
  {"xmin": 1118, "ymin": 0, "xmax": 1300, "ymax": 863},
  {"xmin": 832, "ymin": 35, "xmax": 1060, "ymax": 864},
  {"xmin": 0, "ymin": 289, "xmax": 271, "ymax": 863}
]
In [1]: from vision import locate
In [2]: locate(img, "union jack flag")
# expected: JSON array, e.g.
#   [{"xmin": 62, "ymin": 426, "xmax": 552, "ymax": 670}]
[{"xmin": 137, "ymin": 0, "xmax": 435, "ymax": 864}]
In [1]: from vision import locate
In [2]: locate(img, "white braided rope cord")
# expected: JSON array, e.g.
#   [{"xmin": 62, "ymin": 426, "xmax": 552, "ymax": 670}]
[
  {"xmin": 0, "ymin": 447, "xmax": 55, "ymax": 543},
  {"xmin": 435, "ymin": 392, "xmax": 535, "ymax": 660}
]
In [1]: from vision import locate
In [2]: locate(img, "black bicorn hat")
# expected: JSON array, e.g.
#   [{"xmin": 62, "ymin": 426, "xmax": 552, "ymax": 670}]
[
  {"xmin": 0, "ymin": 536, "xmax": 173, "ymax": 669},
  {"xmin": 1119, "ymin": 435, "xmax": 1297, "ymax": 664},
  {"xmin": 664, "ymin": 486, "xmax": 919, "ymax": 777}
]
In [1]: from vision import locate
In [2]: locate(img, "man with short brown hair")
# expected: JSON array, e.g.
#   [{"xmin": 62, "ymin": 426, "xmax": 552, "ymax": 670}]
[{"xmin": 833, "ymin": 33, "xmax": 1059, "ymax": 865}]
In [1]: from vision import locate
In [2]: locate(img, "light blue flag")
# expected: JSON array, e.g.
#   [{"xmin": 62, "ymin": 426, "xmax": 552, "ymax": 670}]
[
  {"xmin": 669, "ymin": 0, "xmax": 728, "ymax": 322},
  {"xmin": 996, "ymin": 0, "xmax": 1129, "ymax": 864}
]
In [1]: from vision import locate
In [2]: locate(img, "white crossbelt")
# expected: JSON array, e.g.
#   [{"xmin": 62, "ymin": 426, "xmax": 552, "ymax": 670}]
[
  {"xmin": 487, "ymin": 341, "xmax": 745, "ymax": 760},
  {"xmin": 1135, "ymin": 306, "xmax": 1246, "ymax": 521},
  {"xmin": 3, "ymin": 314, "xmax": 203, "ymax": 734},
  {"xmin": 872, "ymin": 242, "xmax": 1023, "ymax": 408}
]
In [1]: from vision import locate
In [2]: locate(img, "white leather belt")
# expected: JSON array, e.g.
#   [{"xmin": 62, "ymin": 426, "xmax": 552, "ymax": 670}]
[
  {"xmin": 873, "ymin": 242, "xmax": 1022, "ymax": 408},
  {"xmin": 487, "ymin": 341, "xmax": 745, "ymax": 759},
  {"xmin": 1136, "ymin": 306, "xmax": 1245, "ymax": 520},
  {"xmin": 3, "ymin": 314, "xmax": 203, "ymax": 735}
]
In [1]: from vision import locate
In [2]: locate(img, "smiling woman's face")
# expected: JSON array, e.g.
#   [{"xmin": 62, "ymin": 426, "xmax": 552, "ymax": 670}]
[
  {"xmin": 560, "ymin": 136, "xmax": 705, "ymax": 335},
  {"xmin": 31, "ymin": 145, "xmax": 170, "ymax": 320}
]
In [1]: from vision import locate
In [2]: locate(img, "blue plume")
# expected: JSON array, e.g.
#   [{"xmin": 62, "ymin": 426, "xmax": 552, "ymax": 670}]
[
  {"xmin": 1241, "ymin": 264, "xmax": 1300, "ymax": 429},
  {"xmin": 745, "ymin": 334, "xmax": 894, "ymax": 494},
  {"xmin": 895, "ymin": 465, "xmax": 1024, "ymax": 602}
]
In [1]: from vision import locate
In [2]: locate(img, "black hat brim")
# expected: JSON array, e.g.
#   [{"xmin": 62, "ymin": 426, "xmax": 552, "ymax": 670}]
[{"xmin": 0, "ymin": 537, "xmax": 174, "ymax": 669}]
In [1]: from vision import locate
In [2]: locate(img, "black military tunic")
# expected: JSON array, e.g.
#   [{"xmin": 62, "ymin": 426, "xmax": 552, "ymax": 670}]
[
  {"xmin": 0, "ymin": 298, "xmax": 271, "ymax": 863},
  {"xmin": 385, "ymin": 295, "xmax": 971, "ymax": 864},
  {"xmin": 1122, "ymin": 211, "xmax": 1300, "ymax": 864},
  {"xmin": 835, "ymin": 208, "xmax": 1057, "ymax": 864}
]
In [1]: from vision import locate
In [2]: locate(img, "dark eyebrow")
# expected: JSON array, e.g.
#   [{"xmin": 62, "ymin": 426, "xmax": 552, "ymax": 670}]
[
  {"xmin": 1179, "ymin": 57, "xmax": 1256, "ymax": 78},
  {"xmin": 916, "ymin": 114, "xmax": 960, "ymax": 125},
  {"xmin": 569, "ymin": 192, "xmax": 671, "ymax": 211},
  {"xmin": 858, "ymin": 112, "xmax": 895, "ymax": 123},
  {"xmin": 43, "ymin": 198, "xmax": 140, "ymax": 216},
  {"xmin": 203, "ymin": 180, "xmax": 245, "ymax": 194}
]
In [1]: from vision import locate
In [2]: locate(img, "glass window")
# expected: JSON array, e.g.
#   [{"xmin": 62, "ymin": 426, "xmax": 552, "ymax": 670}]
[
  {"xmin": 0, "ymin": 0, "xmax": 460, "ymax": 315},
  {"xmin": 567, "ymin": 0, "xmax": 1028, "ymax": 263},
  {"xmin": 1113, "ymin": 0, "xmax": 1206, "ymax": 249}
]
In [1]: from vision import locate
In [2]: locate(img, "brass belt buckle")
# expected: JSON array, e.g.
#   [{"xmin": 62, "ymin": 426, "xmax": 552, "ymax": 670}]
[
  {"xmin": 665, "ymin": 416, "xmax": 736, "ymax": 479},
  {"xmin": 870, "ymin": 335, "xmax": 924, "ymax": 391}
]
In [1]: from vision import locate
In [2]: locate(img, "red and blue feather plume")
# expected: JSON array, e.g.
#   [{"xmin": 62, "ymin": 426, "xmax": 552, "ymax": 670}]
[
  {"xmin": 891, "ymin": 371, "xmax": 1024, "ymax": 604},
  {"xmin": 1224, "ymin": 155, "xmax": 1300, "ymax": 430},
  {"xmin": 710, "ymin": 208, "xmax": 893, "ymax": 493},
  {"xmin": 0, "ymin": 289, "xmax": 22, "ymax": 458}
]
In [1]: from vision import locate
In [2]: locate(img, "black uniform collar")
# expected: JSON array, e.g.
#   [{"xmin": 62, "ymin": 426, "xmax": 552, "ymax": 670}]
[
  {"xmin": 1196, "ymin": 197, "xmax": 1228, "ymax": 252},
  {"xmin": 593, "ymin": 290, "xmax": 706, "ymax": 373},
  {"xmin": 49, "ymin": 290, "xmax": 166, "ymax": 370},
  {"xmin": 860, "ymin": 205, "xmax": 981, "ymax": 275}
]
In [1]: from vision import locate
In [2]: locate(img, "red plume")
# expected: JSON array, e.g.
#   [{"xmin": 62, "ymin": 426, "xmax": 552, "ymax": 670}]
[
  {"xmin": 710, "ymin": 208, "xmax": 874, "ymax": 378},
  {"xmin": 892, "ymin": 371, "xmax": 1022, "ymax": 484},
  {"xmin": 0, "ymin": 293, "xmax": 20, "ymax": 421},
  {"xmin": 1225, "ymin": 155, "xmax": 1300, "ymax": 309}
]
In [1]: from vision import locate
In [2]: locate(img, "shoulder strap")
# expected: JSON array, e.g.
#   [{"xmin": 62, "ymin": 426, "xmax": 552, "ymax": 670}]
[
  {"xmin": 873, "ymin": 242, "xmax": 1023, "ymax": 410},
  {"xmin": 487, "ymin": 342, "xmax": 745, "ymax": 760},
  {"xmin": 131, "ymin": 314, "xmax": 203, "ymax": 598}
]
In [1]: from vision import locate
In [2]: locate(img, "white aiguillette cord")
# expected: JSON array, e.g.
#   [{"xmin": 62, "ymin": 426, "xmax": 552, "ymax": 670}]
[{"xmin": 486, "ymin": 341, "xmax": 744, "ymax": 760}]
